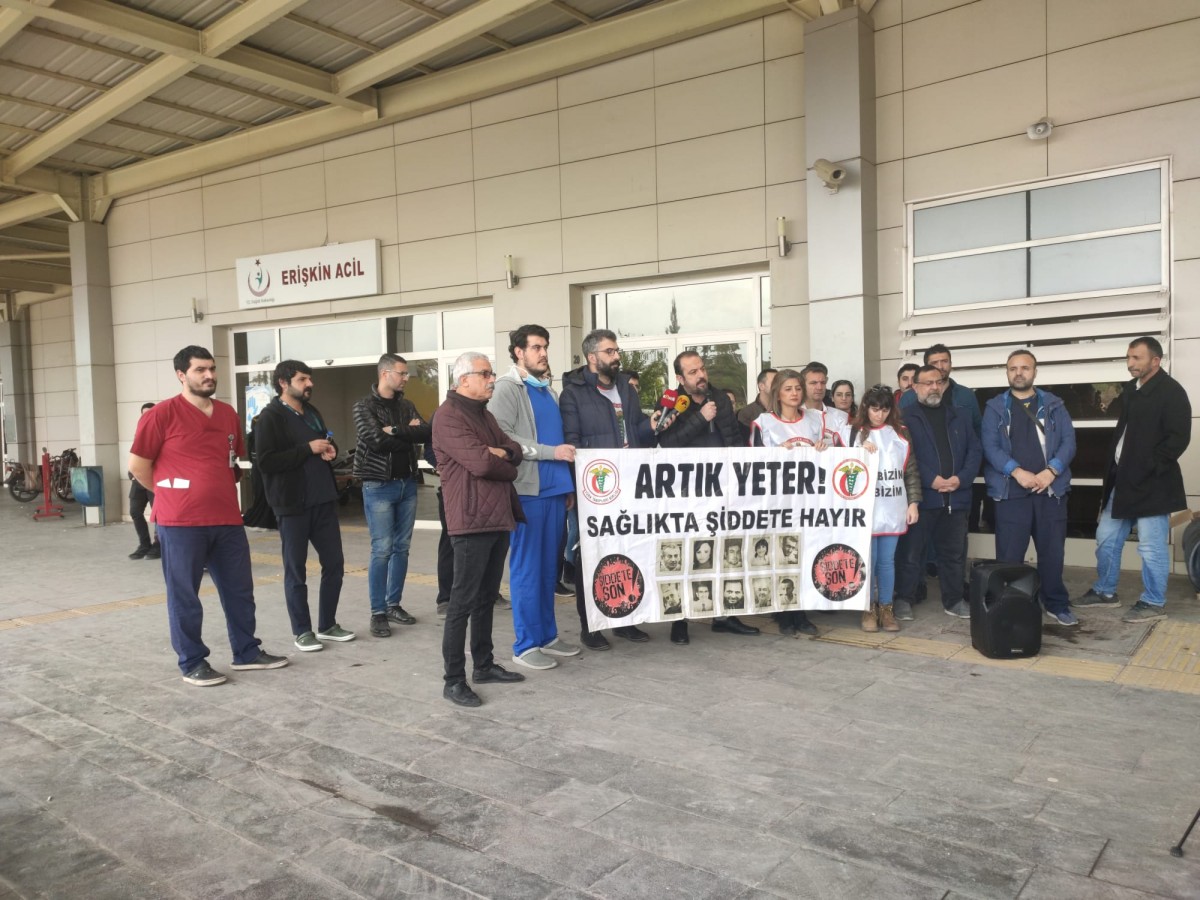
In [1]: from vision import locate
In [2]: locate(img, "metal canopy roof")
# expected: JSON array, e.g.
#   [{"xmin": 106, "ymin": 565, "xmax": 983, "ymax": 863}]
[{"xmin": 0, "ymin": 0, "xmax": 870, "ymax": 297}]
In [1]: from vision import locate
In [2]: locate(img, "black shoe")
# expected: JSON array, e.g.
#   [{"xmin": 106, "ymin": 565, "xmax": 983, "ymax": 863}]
[
  {"xmin": 444, "ymin": 681, "xmax": 482, "ymax": 707},
  {"xmin": 613, "ymin": 625, "xmax": 650, "ymax": 643},
  {"xmin": 581, "ymin": 632, "xmax": 611, "ymax": 651},
  {"xmin": 385, "ymin": 605, "xmax": 416, "ymax": 625},
  {"xmin": 925, "ymin": 562, "xmax": 939, "ymax": 578},
  {"xmin": 473, "ymin": 663, "xmax": 526, "ymax": 684},
  {"xmin": 712, "ymin": 616, "xmax": 759, "ymax": 635},
  {"xmin": 794, "ymin": 613, "xmax": 819, "ymax": 637},
  {"xmin": 370, "ymin": 613, "xmax": 391, "ymax": 637},
  {"xmin": 670, "ymin": 621, "xmax": 689, "ymax": 644},
  {"xmin": 554, "ymin": 582, "xmax": 573, "ymax": 597},
  {"xmin": 779, "ymin": 623, "xmax": 797, "ymax": 636},
  {"xmin": 145, "ymin": 544, "xmax": 160, "ymax": 560},
  {"xmin": 129, "ymin": 545, "xmax": 150, "ymax": 560}
]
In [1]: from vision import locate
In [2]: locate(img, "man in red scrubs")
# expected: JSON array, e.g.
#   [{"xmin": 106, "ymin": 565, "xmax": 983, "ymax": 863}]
[{"xmin": 129, "ymin": 345, "xmax": 288, "ymax": 686}]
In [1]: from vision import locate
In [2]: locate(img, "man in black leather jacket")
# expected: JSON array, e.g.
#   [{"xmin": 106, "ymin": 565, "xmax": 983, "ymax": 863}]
[{"xmin": 657, "ymin": 350, "xmax": 760, "ymax": 642}]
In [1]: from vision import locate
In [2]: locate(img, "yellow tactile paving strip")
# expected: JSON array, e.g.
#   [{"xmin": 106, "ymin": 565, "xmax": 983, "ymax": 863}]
[
  {"xmin": 813, "ymin": 619, "xmax": 1200, "ymax": 695},
  {"xmin": 5, "ymin": 544, "xmax": 1200, "ymax": 695}
]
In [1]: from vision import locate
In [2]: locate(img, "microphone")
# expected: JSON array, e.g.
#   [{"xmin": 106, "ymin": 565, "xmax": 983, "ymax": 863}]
[
  {"xmin": 674, "ymin": 394, "xmax": 691, "ymax": 414},
  {"xmin": 655, "ymin": 389, "xmax": 679, "ymax": 433}
]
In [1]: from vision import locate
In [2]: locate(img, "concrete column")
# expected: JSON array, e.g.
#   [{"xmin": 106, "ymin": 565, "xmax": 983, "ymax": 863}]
[
  {"xmin": 69, "ymin": 221, "xmax": 120, "ymax": 525},
  {"xmin": 0, "ymin": 312, "xmax": 35, "ymax": 464},
  {"xmin": 804, "ymin": 6, "xmax": 879, "ymax": 389}
]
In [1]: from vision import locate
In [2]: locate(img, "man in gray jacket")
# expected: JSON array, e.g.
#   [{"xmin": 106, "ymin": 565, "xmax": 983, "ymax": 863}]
[{"xmin": 490, "ymin": 325, "xmax": 580, "ymax": 671}]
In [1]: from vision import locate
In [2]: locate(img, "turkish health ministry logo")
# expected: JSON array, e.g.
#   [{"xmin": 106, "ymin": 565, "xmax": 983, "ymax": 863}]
[
  {"xmin": 581, "ymin": 459, "xmax": 620, "ymax": 504},
  {"xmin": 246, "ymin": 259, "xmax": 271, "ymax": 298},
  {"xmin": 831, "ymin": 459, "xmax": 869, "ymax": 500}
]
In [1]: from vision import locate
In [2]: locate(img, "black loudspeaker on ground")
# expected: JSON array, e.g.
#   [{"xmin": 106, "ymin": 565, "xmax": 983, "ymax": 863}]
[{"xmin": 968, "ymin": 560, "xmax": 1041, "ymax": 660}]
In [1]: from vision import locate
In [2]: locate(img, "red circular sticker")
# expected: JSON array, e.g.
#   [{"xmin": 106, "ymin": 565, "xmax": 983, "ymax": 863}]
[
  {"xmin": 591, "ymin": 554, "xmax": 645, "ymax": 619},
  {"xmin": 811, "ymin": 543, "xmax": 865, "ymax": 603}
]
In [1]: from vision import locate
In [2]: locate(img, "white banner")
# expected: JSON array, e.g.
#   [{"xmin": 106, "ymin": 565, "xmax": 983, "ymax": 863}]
[
  {"xmin": 236, "ymin": 240, "xmax": 381, "ymax": 309},
  {"xmin": 576, "ymin": 447, "xmax": 878, "ymax": 631}
]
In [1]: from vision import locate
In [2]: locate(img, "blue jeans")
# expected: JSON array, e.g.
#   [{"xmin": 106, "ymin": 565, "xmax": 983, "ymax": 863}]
[
  {"xmin": 871, "ymin": 534, "xmax": 899, "ymax": 607},
  {"xmin": 363, "ymin": 476, "xmax": 419, "ymax": 613},
  {"xmin": 157, "ymin": 524, "xmax": 261, "ymax": 674},
  {"xmin": 1094, "ymin": 493, "xmax": 1169, "ymax": 607}
]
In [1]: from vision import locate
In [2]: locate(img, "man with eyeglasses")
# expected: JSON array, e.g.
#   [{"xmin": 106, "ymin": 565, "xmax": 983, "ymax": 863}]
[
  {"xmin": 434, "ymin": 352, "xmax": 526, "ymax": 707},
  {"xmin": 892, "ymin": 364, "xmax": 982, "ymax": 620},
  {"xmin": 353, "ymin": 353, "xmax": 431, "ymax": 638},
  {"xmin": 560, "ymin": 329, "xmax": 655, "ymax": 650}
]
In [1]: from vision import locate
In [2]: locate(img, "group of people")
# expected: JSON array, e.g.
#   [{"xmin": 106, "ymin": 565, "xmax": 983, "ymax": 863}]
[{"xmin": 129, "ymin": 331, "xmax": 1190, "ymax": 704}]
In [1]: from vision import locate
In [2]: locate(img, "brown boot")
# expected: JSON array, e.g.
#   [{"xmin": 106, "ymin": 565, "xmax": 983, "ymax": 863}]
[
  {"xmin": 879, "ymin": 603, "xmax": 900, "ymax": 632},
  {"xmin": 861, "ymin": 604, "xmax": 879, "ymax": 632}
]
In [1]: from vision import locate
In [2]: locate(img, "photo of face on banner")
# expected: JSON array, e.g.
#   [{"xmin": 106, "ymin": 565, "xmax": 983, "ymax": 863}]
[
  {"xmin": 778, "ymin": 534, "xmax": 800, "ymax": 567},
  {"xmin": 722, "ymin": 579, "xmax": 746, "ymax": 611},
  {"xmin": 690, "ymin": 538, "xmax": 714, "ymax": 572},
  {"xmin": 751, "ymin": 577, "xmax": 774, "ymax": 612},
  {"xmin": 721, "ymin": 538, "xmax": 744, "ymax": 572},
  {"xmin": 691, "ymin": 580, "xmax": 714, "ymax": 614},
  {"xmin": 657, "ymin": 539, "xmax": 684, "ymax": 576},
  {"xmin": 749, "ymin": 536, "xmax": 772, "ymax": 568},
  {"xmin": 659, "ymin": 581, "xmax": 684, "ymax": 618},
  {"xmin": 777, "ymin": 576, "xmax": 799, "ymax": 608}
]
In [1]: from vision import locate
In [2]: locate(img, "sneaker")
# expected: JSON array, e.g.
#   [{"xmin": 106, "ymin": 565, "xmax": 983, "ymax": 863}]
[
  {"xmin": 293, "ymin": 631, "xmax": 323, "ymax": 652},
  {"xmin": 317, "ymin": 624, "xmax": 356, "ymax": 642},
  {"xmin": 370, "ymin": 614, "xmax": 391, "ymax": 638},
  {"xmin": 385, "ymin": 605, "xmax": 416, "ymax": 625},
  {"xmin": 181, "ymin": 661, "xmax": 226, "ymax": 686},
  {"xmin": 128, "ymin": 545, "xmax": 150, "ymax": 560},
  {"xmin": 436, "ymin": 602, "xmax": 448, "ymax": 620},
  {"xmin": 512, "ymin": 648, "xmax": 558, "ymax": 670},
  {"xmin": 554, "ymin": 582, "xmax": 574, "ymax": 597},
  {"xmin": 893, "ymin": 598, "xmax": 914, "ymax": 621},
  {"xmin": 1121, "ymin": 601, "xmax": 1167, "ymax": 623},
  {"xmin": 1044, "ymin": 609, "xmax": 1079, "ymax": 627},
  {"xmin": 495, "ymin": 593, "xmax": 512, "ymax": 610},
  {"xmin": 541, "ymin": 638, "xmax": 581, "ymax": 657},
  {"xmin": 944, "ymin": 600, "xmax": 971, "ymax": 619},
  {"xmin": 231, "ymin": 651, "xmax": 289, "ymax": 670},
  {"xmin": 1073, "ymin": 588, "xmax": 1120, "ymax": 608},
  {"xmin": 145, "ymin": 544, "xmax": 161, "ymax": 560}
]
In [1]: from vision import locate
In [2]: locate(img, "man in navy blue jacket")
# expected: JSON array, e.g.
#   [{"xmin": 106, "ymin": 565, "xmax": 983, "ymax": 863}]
[
  {"xmin": 982, "ymin": 350, "xmax": 1077, "ymax": 626},
  {"xmin": 893, "ymin": 364, "xmax": 982, "ymax": 619},
  {"xmin": 560, "ymin": 329, "xmax": 654, "ymax": 650}
]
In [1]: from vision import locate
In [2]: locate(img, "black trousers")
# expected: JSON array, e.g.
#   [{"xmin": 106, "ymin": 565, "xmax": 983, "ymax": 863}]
[
  {"xmin": 435, "ymin": 488, "xmax": 455, "ymax": 605},
  {"xmin": 129, "ymin": 481, "xmax": 155, "ymax": 548},
  {"xmin": 278, "ymin": 501, "xmax": 345, "ymax": 635},
  {"xmin": 443, "ymin": 531, "xmax": 508, "ymax": 683},
  {"xmin": 895, "ymin": 506, "xmax": 968, "ymax": 609}
]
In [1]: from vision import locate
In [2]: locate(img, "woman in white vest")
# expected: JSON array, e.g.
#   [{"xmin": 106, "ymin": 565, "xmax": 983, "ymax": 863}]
[
  {"xmin": 749, "ymin": 368, "xmax": 843, "ymax": 638},
  {"xmin": 841, "ymin": 385, "xmax": 922, "ymax": 633}
]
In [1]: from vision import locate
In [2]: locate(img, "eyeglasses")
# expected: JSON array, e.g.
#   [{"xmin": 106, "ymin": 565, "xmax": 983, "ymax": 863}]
[
  {"xmin": 387, "ymin": 369, "xmax": 409, "ymax": 378},
  {"xmin": 466, "ymin": 370, "xmax": 496, "ymax": 380},
  {"xmin": 596, "ymin": 348, "xmax": 621, "ymax": 356}
]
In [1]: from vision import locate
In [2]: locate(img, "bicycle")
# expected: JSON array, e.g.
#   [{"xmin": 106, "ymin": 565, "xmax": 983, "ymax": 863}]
[{"xmin": 4, "ymin": 448, "xmax": 79, "ymax": 503}]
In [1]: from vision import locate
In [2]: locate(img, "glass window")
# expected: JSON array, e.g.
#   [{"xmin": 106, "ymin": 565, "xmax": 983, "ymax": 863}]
[
  {"xmin": 280, "ymin": 319, "xmax": 380, "ymax": 362},
  {"xmin": 760, "ymin": 276, "xmax": 771, "ymax": 327},
  {"xmin": 387, "ymin": 314, "xmax": 437, "ymax": 354},
  {"xmin": 621, "ymin": 347, "xmax": 670, "ymax": 412},
  {"xmin": 760, "ymin": 333, "xmax": 772, "ymax": 370},
  {"xmin": 442, "ymin": 307, "xmax": 493, "ymax": 349},
  {"xmin": 913, "ymin": 192, "xmax": 1026, "ymax": 256},
  {"xmin": 914, "ymin": 249, "xmax": 1027, "ymax": 309},
  {"xmin": 1030, "ymin": 169, "xmax": 1160, "ymax": 240},
  {"xmin": 234, "ymin": 330, "xmax": 276, "ymax": 367},
  {"xmin": 404, "ymin": 358, "xmax": 441, "ymax": 421},
  {"xmin": 606, "ymin": 280, "xmax": 755, "ymax": 337},
  {"xmin": 972, "ymin": 383, "xmax": 1124, "ymax": 422},
  {"xmin": 685, "ymin": 341, "xmax": 748, "ymax": 406},
  {"xmin": 1030, "ymin": 232, "xmax": 1161, "ymax": 297}
]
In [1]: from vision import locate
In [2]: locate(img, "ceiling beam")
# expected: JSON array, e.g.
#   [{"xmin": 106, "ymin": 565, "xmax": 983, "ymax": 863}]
[
  {"xmin": 0, "ymin": 7, "xmax": 33, "ymax": 51},
  {"xmin": 3, "ymin": 223, "xmax": 69, "ymax": 246},
  {"xmin": 87, "ymin": 0, "xmax": 786, "ymax": 204},
  {"xmin": 0, "ymin": 260, "xmax": 71, "ymax": 285},
  {"xmin": 0, "ymin": 278, "xmax": 54, "ymax": 293},
  {"xmin": 334, "ymin": 0, "xmax": 555, "ymax": 96},
  {"xmin": 201, "ymin": 0, "xmax": 309, "ymax": 56},
  {"xmin": 818, "ymin": 0, "xmax": 843, "ymax": 13},
  {"xmin": 0, "ymin": 192, "xmax": 67, "ymax": 230},
  {"xmin": 0, "ymin": 0, "xmax": 376, "ymax": 113}
]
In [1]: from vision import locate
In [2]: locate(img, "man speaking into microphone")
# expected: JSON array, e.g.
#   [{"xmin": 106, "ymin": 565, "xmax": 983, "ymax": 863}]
[{"xmin": 657, "ymin": 350, "xmax": 759, "ymax": 642}]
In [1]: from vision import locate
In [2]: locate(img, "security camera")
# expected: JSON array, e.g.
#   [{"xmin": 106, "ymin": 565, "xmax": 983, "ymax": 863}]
[
  {"xmin": 812, "ymin": 158, "xmax": 847, "ymax": 192},
  {"xmin": 1027, "ymin": 119, "xmax": 1053, "ymax": 140}
]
